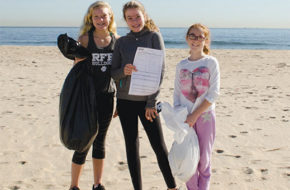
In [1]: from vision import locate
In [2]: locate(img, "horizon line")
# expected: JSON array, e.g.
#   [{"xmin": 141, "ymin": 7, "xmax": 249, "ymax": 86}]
[{"xmin": 1, "ymin": 26, "xmax": 290, "ymax": 30}]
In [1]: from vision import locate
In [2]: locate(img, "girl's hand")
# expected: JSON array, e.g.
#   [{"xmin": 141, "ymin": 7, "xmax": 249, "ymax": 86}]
[
  {"xmin": 145, "ymin": 108, "xmax": 158, "ymax": 122},
  {"xmin": 185, "ymin": 112, "xmax": 199, "ymax": 127},
  {"xmin": 124, "ymin": 64, "xmax": 137, "ymax": 75},
  {"xmin": 113, "ymin": 109, "xmax": 118, "ymax": 118},
  {"xmin": 74, "ymin": 57, "xmax": 86, "ymax": 64}
]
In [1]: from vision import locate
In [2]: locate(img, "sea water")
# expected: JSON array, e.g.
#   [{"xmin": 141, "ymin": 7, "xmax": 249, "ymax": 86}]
[{"xmin": 0, "ymin": 27, "xmax": 290, "ymax": 50}]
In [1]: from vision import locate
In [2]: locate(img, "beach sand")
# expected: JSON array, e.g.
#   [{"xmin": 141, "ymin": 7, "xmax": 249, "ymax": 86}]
[{"xmin": 0, "ymin": 46, "xmax": 289, "ymax": 190}]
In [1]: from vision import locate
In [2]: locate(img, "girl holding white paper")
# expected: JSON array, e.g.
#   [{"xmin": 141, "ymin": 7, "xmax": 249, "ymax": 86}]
[
  {"xmin": 173, "ymin": 23, "xmax": 220, "ymax": 190},
  {"xmin": 111, "ymin": 1, "xmax": 177, "ymax": 190}
]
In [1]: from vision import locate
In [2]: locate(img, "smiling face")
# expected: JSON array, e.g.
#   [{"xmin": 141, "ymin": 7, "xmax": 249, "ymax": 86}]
[
  {"xmin": 91, "ymin": 7, "xmax": 111, "ymax": 31},
  {"xmin": 186, "ymin": 27, "xmax": 206, "ymax": 54},
  {"xmin": 124, "ymin": 8, "xmax": 145, "ymax": 33}
]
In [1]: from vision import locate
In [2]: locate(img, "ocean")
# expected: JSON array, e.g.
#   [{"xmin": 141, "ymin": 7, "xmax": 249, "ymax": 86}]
[{"xmin": 0, "ymin": 27, "xmax": 290, "ymax": 50}]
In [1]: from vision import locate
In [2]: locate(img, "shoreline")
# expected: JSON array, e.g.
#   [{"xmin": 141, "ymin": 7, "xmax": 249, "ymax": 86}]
[{"xmin": 2, "ymin": 45, "xmax": 290, "ymax": 51}]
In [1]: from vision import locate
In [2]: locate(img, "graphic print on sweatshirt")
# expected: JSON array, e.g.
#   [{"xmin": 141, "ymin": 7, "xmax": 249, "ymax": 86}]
[
  {"xmin": 179, "ymin": 66, "xmax": 210, "ymax": 103},
  {"xmin": 91, "ymin": 53, "xmax": 113, "ymax": 72}
]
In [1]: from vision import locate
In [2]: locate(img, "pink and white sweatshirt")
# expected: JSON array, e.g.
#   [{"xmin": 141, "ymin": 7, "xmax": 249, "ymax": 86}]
[{"xmin": 173, "ymin": 55, "xmax": 220, "ymax": 113}]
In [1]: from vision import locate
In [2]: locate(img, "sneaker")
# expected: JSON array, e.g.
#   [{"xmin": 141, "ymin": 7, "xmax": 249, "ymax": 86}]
[
  {"xmin": 69, "ymin": 187, "xmax": 80, "ymax": 190},
  {"xmin": 92, "ymin": 184, "xmax": 105, "ymax": 190}
]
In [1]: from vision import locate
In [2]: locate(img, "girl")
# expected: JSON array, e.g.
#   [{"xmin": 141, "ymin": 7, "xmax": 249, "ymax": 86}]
[
  {"xmin": 173, "ymin": 24, "xmax": 220, "ymax": 190},
  {"xmin": 111, "ymin": 1, "xmax": 177, "ymax": 190},
  {"xmin": 69, "ymin": 1, "xmax": 118, "ymax": 190}
]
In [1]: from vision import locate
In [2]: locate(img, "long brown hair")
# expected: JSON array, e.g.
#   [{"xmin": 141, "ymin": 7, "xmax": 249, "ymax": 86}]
[
  {"xmin": 79, "ymin": 1, "xmax": 117, "ymax": 36},
  {"xmin": 186, "ymin": 23, "xmax": 211, "ymax": 55},
  {"xmin": 123, "ymin": 1, "xmax": 159, "ymax": 32}
]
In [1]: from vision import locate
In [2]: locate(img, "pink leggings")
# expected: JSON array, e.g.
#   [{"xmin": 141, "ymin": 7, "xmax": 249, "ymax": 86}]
[{"xmin": 186, "ymin": 111, "xmax": 216, "ymax": 190}]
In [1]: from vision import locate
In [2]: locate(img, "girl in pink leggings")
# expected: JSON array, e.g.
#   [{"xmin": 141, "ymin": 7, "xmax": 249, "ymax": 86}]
[{"xmin": 173, "ymin": 23, "xmax": 220, "ymax": 190}]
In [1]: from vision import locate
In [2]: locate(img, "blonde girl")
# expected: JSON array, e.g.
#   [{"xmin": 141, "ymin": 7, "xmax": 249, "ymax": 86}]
[{"xmin": 69, "ymin": 2, "xmax": 118, "ymax": 190}]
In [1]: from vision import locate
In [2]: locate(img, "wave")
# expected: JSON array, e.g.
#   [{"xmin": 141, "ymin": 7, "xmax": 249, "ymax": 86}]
[
  {"xmin": 163, "ymin": 39, "xmax": 289, "ymax": 49},
  {"xmin": 164, "ymin": 40, "xmax": 278, "ymax": 46},
  {"xmin": 211, "ymin": 40, "xmax": 273, "ymax": 46},
  {"xmin": 164, "ymin": 40, "xmax": 185, "ymax": 45}
]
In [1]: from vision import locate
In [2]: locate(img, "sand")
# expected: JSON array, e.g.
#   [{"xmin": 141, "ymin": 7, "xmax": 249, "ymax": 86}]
[{"xmin": 0, "ymin": 46, "xmax": 289, "ymax": 190}]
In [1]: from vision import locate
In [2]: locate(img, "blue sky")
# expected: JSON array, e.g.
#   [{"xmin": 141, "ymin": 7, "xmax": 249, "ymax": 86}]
[{"xmin": 1, "ymin": 0, "xmax": 290, "ymax": 28}]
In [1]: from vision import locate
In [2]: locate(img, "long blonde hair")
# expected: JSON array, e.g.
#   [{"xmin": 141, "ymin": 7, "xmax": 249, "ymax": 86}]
[
  {"xmin": 123, "ymin": 1, "xmax": 159, "ymax": 32},
  {"xmin": 187, "ymin": 23, "xmax": 211, "ymax": 55},
  {"xmin": 79, "ymin": 1, "xmax": 117, "ymax": 36}
]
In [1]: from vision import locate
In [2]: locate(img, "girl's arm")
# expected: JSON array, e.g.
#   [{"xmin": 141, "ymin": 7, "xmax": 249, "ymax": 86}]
[
  {"xmin": 185, "ymin": 99, "xmax": 212, "ymax": 127},
  {"xmin": 186, "ymin": 58, "xmax": 220, "ymax": 127},
  {"xmin": 145, "ymin": 32, "xmax": 165, "ymax": 122},
  {"xmin": 205, "ymin": 57, "xmax": 220, "ymax": 104},
  {"xmin": 74, "ymin": 34, "xmax": 89, "ymax": 65},
  {"xmin": 173, "ymin": 64, "xmax": 181, "ymax": 108},
  {"xmin": 111, "ymin": 39, "xmax": 126, "ymax": 81},
  {"xmin": 146, "ymin": 32, "xmax": 165, "ymax": 108}
]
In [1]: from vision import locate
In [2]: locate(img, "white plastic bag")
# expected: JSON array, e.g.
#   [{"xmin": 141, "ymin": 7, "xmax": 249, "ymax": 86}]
[{"xmin": 161, "ymin": 102, "xmax": 200, "ymax": 182}]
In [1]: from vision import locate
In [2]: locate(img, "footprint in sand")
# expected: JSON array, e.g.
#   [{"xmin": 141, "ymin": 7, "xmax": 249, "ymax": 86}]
[
  {"xmin": 2, "ymin": 110, "xmax": 13, "ymax": 114},
  {"xmin": 117, "ymin": 161, "xmax": 127, "ymax": 171},
  {"xmin": 266, "ymin": 86, "xmax": 278, "ymax": 90},
  {"xmin": 19, "ymin": 161, "xmax": 27, "ymax": 165},
  {"xmin": 244, "ymin": 167, "xmax": 254, "ymax": 174},
  {"xmin": 244, "ymin": 106, "xmax": 258, "ymax": 110},
  {"xmin": 212, "ymin": 182, "xmax": 220, "ymax": 185},
  {"xmin": 216, "ymin": 149, "xmax": 224, "ymax": 154},
  {"xmin": 10, "ymin": 186, "xmax": 20, "ymax": 190},
  {"xmin": 251, "ymin": 160, "xmax": 262, "ymax": 164},
  {"xmin": 223, "ymin": 154, "xmax": 241, "ymax": 158},
  {"xmin": 277, "ymin": 63, "xmax": 287, "ymax": 68},
  {"xmin": 260, "ymin": 168, "xmax": 268, "ymax": 174}
]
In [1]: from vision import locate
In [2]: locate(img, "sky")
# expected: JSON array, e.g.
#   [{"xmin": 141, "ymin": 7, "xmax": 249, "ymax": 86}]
[{"xmin": 1, "ymin": 0, "xmax": 290, "ymax": 28}]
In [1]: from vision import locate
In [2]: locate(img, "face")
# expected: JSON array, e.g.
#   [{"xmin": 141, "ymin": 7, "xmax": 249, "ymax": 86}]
[
  {"xmin": 186, "ymin": 27, "xmax": 206, "ymax": 53},
  {"xmin": 125, "ymin": 8, "xmax": 145, "ymax": 32},
  {"xmin": 91, "ymin": 7, "xmax": 111, "ymax": 31}
]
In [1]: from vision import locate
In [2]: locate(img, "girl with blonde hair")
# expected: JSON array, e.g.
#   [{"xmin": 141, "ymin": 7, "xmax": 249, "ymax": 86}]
[{"xmin": 69, "ymin": 1, "xmax": 118, "ymax": 190}]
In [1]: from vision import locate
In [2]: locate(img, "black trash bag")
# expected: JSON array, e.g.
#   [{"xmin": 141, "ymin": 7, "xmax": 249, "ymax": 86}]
[
  {"xmin": 57, "ymin": 33, "xmax": 90, "ymax": 60},
  {"xmin": 59, "ymin": 59, "xmax": 98, "ymax": 153}
]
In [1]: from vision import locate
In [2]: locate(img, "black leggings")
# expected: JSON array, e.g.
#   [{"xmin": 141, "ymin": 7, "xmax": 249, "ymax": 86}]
[
  {"xmin": 72, "ymin": 93, "xmax": 114, "ymax": 165},
  {"xmin": 117, "ymin": 99, "xmax": 176, "ymax": 190}
]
